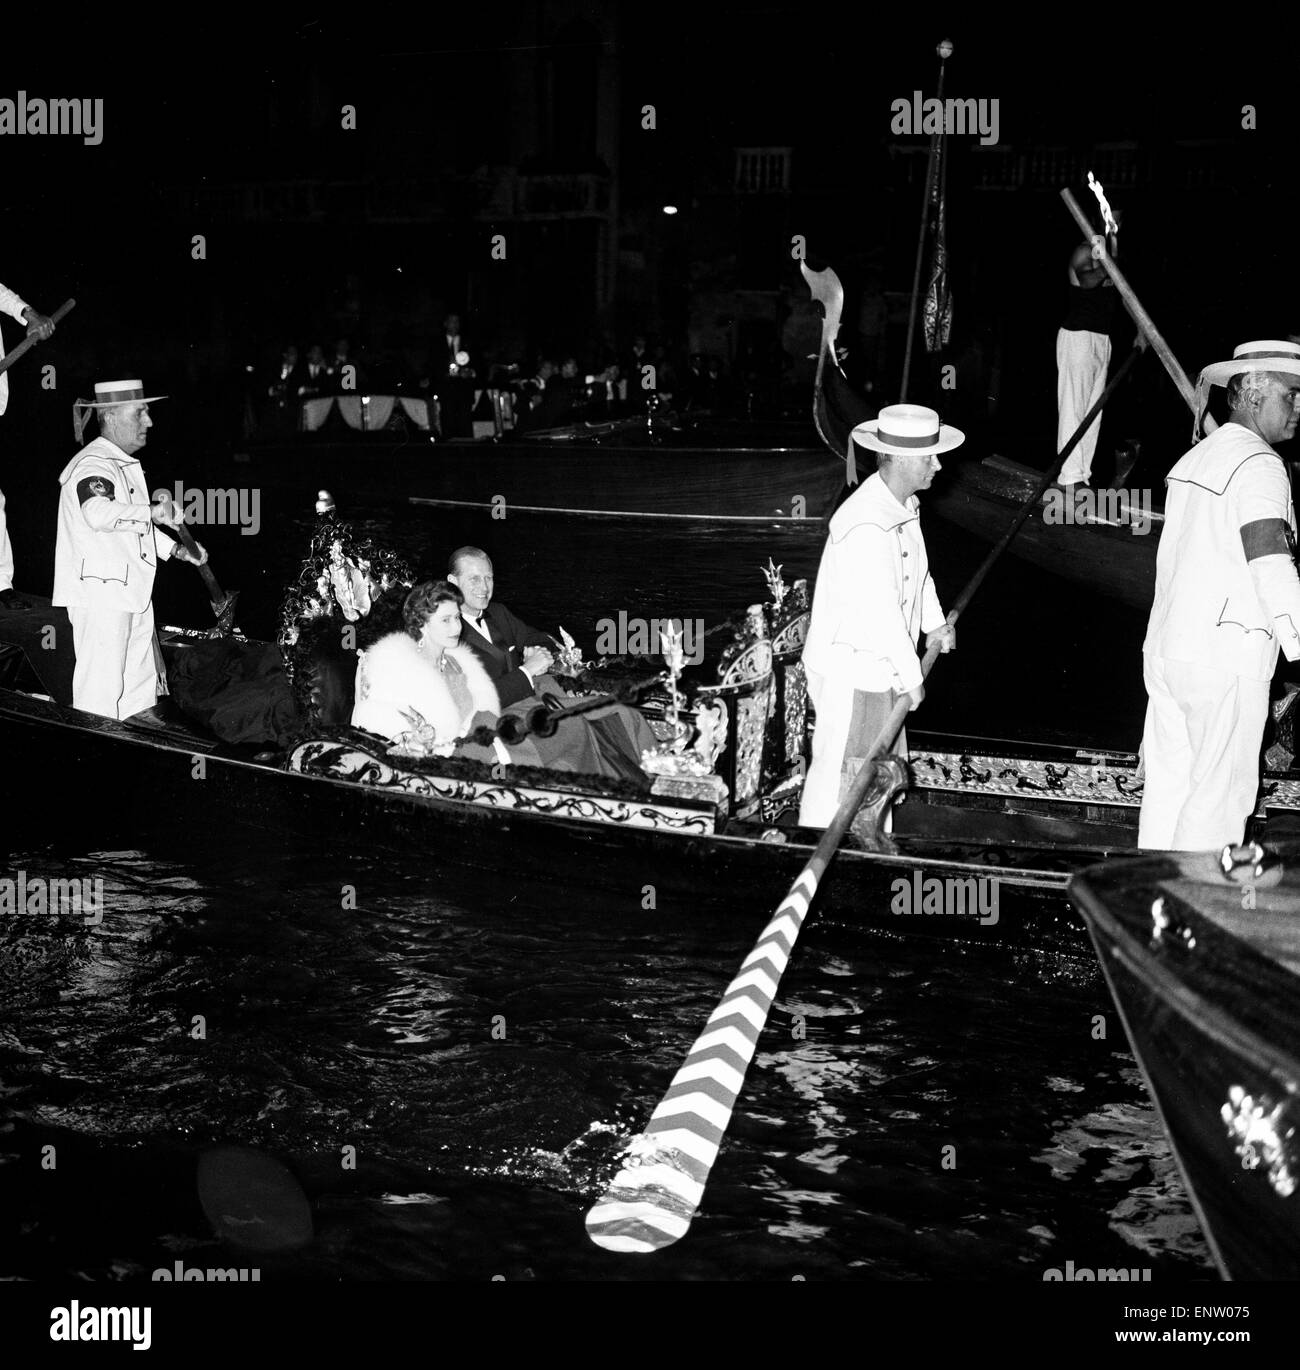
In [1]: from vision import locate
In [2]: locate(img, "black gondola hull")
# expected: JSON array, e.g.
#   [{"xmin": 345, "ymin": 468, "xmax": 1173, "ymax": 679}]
[{"xmin": 1070, "ymin": 850, "xmax": 1300, "ymax": 1279}]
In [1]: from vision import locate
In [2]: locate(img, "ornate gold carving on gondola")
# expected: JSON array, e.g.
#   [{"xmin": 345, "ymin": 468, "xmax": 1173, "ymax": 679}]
[
  {"xmin": 782, "ymin": 661, "xmax": 807, "ymax": 764},
  {"xmin": 848, "ymin": 756, "xmax": 910, "ymax": 853},
  {"xmin": 733, "ymin": 695, "xmax": 768, "ymax": 808},
  {"xmin": 287, "ymin": 740, "xmax": 717, "ymax": 834},
  {"xmin": 1221, "ymin": 1085, "xmax": 1298, "ymax": 1199},
  {"xmin": 911, "ymin": 750, "xmax": 1148, "ymax": 807}
]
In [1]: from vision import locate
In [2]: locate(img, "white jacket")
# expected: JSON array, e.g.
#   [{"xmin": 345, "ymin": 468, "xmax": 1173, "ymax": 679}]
[
  {"xmin": 352, "ymin": 635, "xmax": 501, "ymax": 741},
  {"xmin": 1145, "ymin": 421, "xmax": 1300, "ymax": 681},
  {"xmin": 0, "ymin": 280, "xmax": 32, "ymax": 416},
  {"xmin": 802, "ymin": 471, "xmax": 945, "ymax": 693},
  {"xmin": 53, "ymin": 437, "xmax": 175, "ymax": 612}
]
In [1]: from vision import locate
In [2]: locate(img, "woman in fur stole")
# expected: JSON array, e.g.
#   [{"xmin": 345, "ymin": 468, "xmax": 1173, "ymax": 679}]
[{"xmin": 353, "ymin": 580, "xmax": 646, "ymax": 780}]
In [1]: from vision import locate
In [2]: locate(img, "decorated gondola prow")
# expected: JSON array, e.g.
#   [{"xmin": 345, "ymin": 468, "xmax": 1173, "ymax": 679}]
[
  {"xmin": 800, "ymin": 261, "xmax": 844, "ymax": 394},
  {"xmin": 848, "ymin": 756, "xmax": 910, "ymax": 854}
]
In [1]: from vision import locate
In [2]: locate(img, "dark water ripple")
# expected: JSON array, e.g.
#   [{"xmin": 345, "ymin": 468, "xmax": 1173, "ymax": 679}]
[{"xmin": 0, "ymin": 835, "xmax": 1211, "ymax": 1282}]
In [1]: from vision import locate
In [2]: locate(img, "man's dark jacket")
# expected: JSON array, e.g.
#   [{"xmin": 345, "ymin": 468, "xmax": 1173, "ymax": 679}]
[{"xmin": 459, "ymin": 602, "xmax": 556, "ymax": 707}]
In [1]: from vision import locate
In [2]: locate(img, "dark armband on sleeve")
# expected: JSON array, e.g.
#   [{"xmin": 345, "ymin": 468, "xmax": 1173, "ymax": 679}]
[
  {"xmin": 76, "ymin": 475, "xmax": 115, "ymax": 505},
  {"xmin": 1241, "ymin": 518, "xmax": 1297, "ymax": 561}
]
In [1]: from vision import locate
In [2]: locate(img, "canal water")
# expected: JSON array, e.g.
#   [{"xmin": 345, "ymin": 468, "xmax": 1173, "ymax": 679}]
[{"xmin": 0, "ymin": 443, "xmax": 1210, "ymax": 1283}]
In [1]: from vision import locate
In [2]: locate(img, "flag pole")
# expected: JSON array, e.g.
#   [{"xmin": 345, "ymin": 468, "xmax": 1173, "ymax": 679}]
[{"xmin": 900, "ymin": 39, "xmax": 952, "ymax": 402}]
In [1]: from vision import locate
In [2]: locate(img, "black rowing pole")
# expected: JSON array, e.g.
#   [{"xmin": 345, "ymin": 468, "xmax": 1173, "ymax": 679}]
[
  {"xmin": 168, "ymin": 513, "xmax": 239, "ymax": 636},
  {"xmin": 584, "ymin": 336, "xmax": 1150, "ymax": 1252},
  {"xmin": 0, "ymin": 298, "xmax": 76, "ymax": 377}
]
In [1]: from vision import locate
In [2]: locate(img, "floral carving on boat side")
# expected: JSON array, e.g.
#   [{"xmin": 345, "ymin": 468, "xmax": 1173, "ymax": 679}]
[
  {"xmin": 733, "ymin": 694, "xmax": 769, "ymax": 805},
  {"xmin": 782, "ymin": 661, "xmax": 807, "ymax": 764},
  {"xmin": 1221, "ymin": 1086, "xmax": 1297, "ymax": 1199},
  {"xmin": 286, "ymin": 741, "xmax": 716, "ymax": 834}
]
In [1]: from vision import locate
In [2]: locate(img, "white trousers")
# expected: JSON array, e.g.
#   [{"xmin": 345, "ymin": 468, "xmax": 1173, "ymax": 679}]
[
  {"xmin": 1137, "ymin": 654, "xmax": 1269, "ymax": 851},
  {"xmin": 0, "ymin": 486, "xmax": 12, "ymax": 591},
  {"xmin": 799, "ymin": 669, "xmax": 907, "ymax": 829},
  {"xmin": 1056, "ymin": 328, "xmax": 1111, "ymax": 486},
  {"xmin": 67, "ymin": 604, "xmax": 162, "ymax": 720}
]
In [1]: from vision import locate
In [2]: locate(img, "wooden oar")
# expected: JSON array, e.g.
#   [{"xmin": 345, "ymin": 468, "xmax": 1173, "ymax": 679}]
[
  {"xmin": 167, "ymin": 516, "xmax": 239, "ymax": 636},
  {"xmin": 1058, "ymin": 189, "xmax": 1212, "ymax": 431},
  {"xmin": 583, "ymin": 339, "xmax": 1148, "ymax": 1253},
  {"xmin": 0, "ymin": 298, "xmax": 76, "ymax": 377}
]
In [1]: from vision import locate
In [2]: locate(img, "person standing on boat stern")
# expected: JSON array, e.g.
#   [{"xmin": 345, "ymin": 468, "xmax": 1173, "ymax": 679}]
[
  {"xmin": 1139, "ymin": 341, "xmax": 1300, "ymax": 851},
  {"xmin": 1055, "ymin": 224, "xmax": 1118, "ymax": 491},
  {"xmin": 798, "ymin": 405, "xmax": 960, "ymax": 828},
  {"xmin": 0, "ymin": 281, "xmax": 56, "ymax": 611},
  {"xmin": 53, "ymin": 381, "xmax": 207, "ymax": 720}
]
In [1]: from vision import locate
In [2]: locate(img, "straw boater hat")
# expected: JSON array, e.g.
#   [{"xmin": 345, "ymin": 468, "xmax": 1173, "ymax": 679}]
[
  {"xmin": 848, "ymin": 403, "xmax": 964, "ymax": 485},
  {"xmin": 1192, "ymin": 341, "xmax": 1300, "ymax": 440},
  {"xmin": 72, "ymin": 379, "xmax": 167, "ymax": 443}
]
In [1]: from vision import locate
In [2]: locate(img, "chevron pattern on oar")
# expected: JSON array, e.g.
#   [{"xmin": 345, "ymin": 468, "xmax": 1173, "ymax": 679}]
[{"xmin": 584, "ymin": 868, "xmax": 819, "ymax": 1252}]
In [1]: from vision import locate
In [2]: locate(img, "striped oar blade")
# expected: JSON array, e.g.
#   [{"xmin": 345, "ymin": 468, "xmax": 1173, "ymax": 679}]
[{"xmin": 585, "ymin": 867, "xmax": 818, "ymax": 1252}]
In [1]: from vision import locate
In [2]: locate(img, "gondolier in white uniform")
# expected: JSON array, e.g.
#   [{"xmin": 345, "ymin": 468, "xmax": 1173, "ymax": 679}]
[
  {"xmin": 1055, "ymin": 225, "xmax": 1117, "ymax": 491},
  {"xmin": 799, "ymin": 404, "xmax": 960, "ymax": 828},
  {"xmin": 1139, "ymin": 341, "xmax": 1300, "ymax": 850},
  {"xmin": 53, "ymin": 381, "xmax": 207, "ymax": 719},
  {"xmin": 0, "ymin": 280, "xmax": 55, "ymax": 610}
]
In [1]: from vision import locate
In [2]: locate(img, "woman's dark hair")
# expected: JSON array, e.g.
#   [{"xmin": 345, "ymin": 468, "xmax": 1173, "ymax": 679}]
[{"xmin": 402, "ymin": 579, "xmax": 463, "ymax": 639}]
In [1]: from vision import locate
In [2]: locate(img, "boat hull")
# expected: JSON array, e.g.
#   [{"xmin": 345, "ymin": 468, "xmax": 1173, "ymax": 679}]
[
  {"xmin": 1070, "ymin": 850, "xmax": 1300, "ymax": 1279},
  {"xmin": 0, "ymin": 684, "xmax": 1102, "ymax": 951}
]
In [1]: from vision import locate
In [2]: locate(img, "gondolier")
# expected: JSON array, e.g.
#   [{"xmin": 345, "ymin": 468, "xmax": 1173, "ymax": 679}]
[
  {"xmin": 1139, "ymin": 341, "xmax": 1300, "ymax": 850},
  {"xmin": 53, "ymin": 380, "xmax": 207, "ymax": 720},
  {"xmin": 798, "ymin": 404, "xmax": 960, "ymax": 828},
  {"xmin": 0, "ymin": 279, "xmax": 55, "ymax": 611},
  {"xmin": 1055, "ymin": 225, "xmax": 1118, "ymax": 491}
]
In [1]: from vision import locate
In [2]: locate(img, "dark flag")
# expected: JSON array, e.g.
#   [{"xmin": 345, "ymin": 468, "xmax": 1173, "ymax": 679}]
[{"xmin": 922, "ymin": 129, "xmax": 953, "ymax": 353}]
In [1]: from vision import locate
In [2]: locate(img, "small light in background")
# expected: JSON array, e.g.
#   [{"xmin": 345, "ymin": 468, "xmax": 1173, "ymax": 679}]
[{"xmin": 662, "ymin": 204, "xmax": 678, "ymax": 216}]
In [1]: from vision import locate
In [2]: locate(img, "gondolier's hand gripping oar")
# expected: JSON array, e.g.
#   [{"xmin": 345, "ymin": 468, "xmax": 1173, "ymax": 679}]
[
  {"xmin": 151, "ymin": 492, "xmax": 240, "ymax": 637},
  {"xmin": 0, "ymin": 298, "xmax": 75, "ymax": 378},
  {"xmin": 1059, "ymin": 190, "xmax": 1216, "ymax": 434}
]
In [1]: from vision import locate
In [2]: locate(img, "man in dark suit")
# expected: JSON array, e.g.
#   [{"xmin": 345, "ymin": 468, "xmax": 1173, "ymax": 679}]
[
  {"xmin": 448, "ymin": 546, "xmax": 556, "ymax": 707},
  {"xmin": 437, "ymin": 313, "xmax": 477, "ymax": 439}
]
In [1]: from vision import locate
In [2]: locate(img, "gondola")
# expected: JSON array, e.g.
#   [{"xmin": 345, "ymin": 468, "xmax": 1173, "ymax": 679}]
[
  {"xmin": 7, "ymin": 571, "xmax": 1300, "ymax": 953},
  {"xmin": 229, "ymin": 399, "xmax": 845, "ymax": 526},
  {"xmin": 1069, "ymin": 843, "xmax": 1300, "ymax": 1279},
  {"xmin": 802, "ymin": 263, "xmax": 1160, "ymax": 609}
]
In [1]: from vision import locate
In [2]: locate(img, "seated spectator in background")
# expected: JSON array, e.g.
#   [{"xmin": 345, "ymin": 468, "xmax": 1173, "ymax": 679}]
[
  {"xmin": 622, "ymin": 334, "xmax": 650, "ymax": 384},
  {"xmin": 300, "ymin": 344, "xmax": 328, "ymax": 399},
  {"xmin": 599, "ymin": 359, "xmax": 626, "ymax": 413},
  {"xmin": 328, "ymin": 338, "xmax": 355, "ymax": 392},
  {"xmin": 533, "ymin": 357, "xmax": 557, "ymax": 391},
  {"xmin": 268, "ymin": 344, "xmax": 303, "ymax": 410},
  {"xmin": 651, "ymin": 344, "xmax": 677, "ymax": 400},
  {"xmin": 682, "ymin": 353, "xmax": 712, "ymax": 409},
  {"xmin": 518, "ymin": 358, "xmax": 561, "ymax": 428},
  {"xmin": 437, "ymin": 312, "xmax": 476, "ymax": 438}
]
